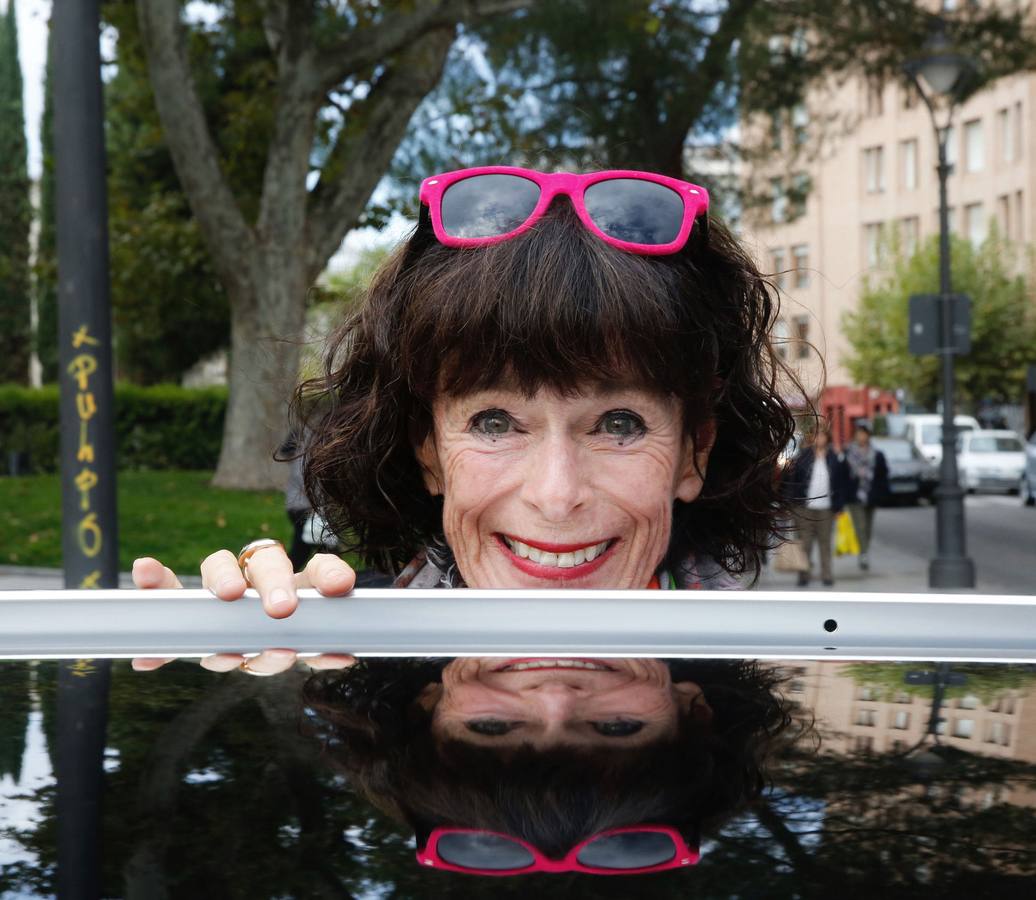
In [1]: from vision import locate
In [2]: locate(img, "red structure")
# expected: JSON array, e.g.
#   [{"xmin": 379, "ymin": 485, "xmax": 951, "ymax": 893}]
[{"xmin": 819, "ymin": 385, "xmax": 899, "ymax": 449}]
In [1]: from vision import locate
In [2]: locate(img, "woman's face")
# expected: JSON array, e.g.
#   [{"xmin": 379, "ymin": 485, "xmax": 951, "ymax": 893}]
[
  {"xmin": 421, "ymin": 657, "xmax": 710, "ymax": 749},
  {"xmin": 415, "ymin": 383, "xmax": 712, "ymax": 589}
]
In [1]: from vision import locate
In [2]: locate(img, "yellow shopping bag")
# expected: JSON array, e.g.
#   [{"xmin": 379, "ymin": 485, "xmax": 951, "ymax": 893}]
[{"xmin": 834, "ymin": 510, "xmax": 860, "ymax": 556}]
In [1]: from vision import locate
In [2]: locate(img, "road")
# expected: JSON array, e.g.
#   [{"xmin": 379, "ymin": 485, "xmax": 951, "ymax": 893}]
[{"xmin": 874, "ymin": 493, "xmax": 1035, "ymax": 595}]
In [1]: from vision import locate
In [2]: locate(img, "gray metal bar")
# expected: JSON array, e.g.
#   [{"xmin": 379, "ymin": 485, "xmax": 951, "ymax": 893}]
[{"xmin": 1, "ymin": 588, "xmax": 1035, "ymax": 662}]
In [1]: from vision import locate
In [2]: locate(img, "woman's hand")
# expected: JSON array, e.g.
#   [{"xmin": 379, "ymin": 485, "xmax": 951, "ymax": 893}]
[{"xmin": 130, "ymin": 547, "xmax": 357, "ymax": 674}]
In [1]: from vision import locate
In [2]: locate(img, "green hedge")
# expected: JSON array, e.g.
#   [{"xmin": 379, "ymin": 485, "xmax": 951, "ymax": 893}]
[{"xmin": 0, "ymin": 384, "xmax": 227, "ymax": 474}]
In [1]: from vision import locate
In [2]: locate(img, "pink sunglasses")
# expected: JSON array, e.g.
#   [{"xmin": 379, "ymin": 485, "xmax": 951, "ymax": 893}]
[
  {"xmin": 416, "ymin": 824, "xmax": 700, "ymax": 876},
  {"xmin": 419, "ymin": 166, "xmax": 710, "ymax": 256}
]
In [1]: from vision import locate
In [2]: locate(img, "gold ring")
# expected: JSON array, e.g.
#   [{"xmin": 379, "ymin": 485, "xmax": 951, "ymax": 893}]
[
  {"xmin": 239, "ymin": 658, "xmax": 276, "ymax": 677},
  {"xmin": 237, "ymin": 538, "xmax": 285, "ymax": 579}
]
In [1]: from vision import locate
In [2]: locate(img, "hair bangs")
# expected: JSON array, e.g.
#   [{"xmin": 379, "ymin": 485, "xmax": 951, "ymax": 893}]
[{"xmin": 397, "ymin": 204, "xmax": 716, "ymax": 404}]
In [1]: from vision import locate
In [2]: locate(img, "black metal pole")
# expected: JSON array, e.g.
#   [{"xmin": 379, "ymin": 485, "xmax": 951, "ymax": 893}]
[
  {"xmin": 929, "ymin": 129, "xmax": 975, "ymax": 589},
  {"xmin": 52, "ymin": 1, "xmax": 116, "ymax": 896}
]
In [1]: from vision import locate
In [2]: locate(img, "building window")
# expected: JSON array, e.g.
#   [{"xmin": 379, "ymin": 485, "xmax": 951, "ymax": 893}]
[
  {"xmin": 953, "ymin": 718, "xmax": 974, "ymax": 739},
  {"xmin": 963, "ymin": 119, "xmax": 984, "ymax": 172},
  {"xmin": 892, "ymin": 710, "xmax": 910, "ymax": 729},
  {"xmin": 853, "ymin": 735, "xmax": 875, "ymax": 753},
  {"xmin": 901, "ymin": 82, "xmax": 919, "ymax": 109},
  {"xmin": 941, "ymin": 125, "xmax": 957, "ymax": 167},
  {"xmin": 893, "ymin": 691, "xmax": 912, "ymax": 704},
  {"xmin": 900, "ymin": 216, "xmax": 920, "ymax": 257},
  {"xmin": 771, "ymin": 178, "xmax": 787, "ymax": 223},
  {"xmin": 998, "ymin": 194, "xmax": 1011, "ymax": 238},
  {"xmin": 856, "ymin": 708, "xmax": 877, "ymax": 727},
  {"xmin": 864, "ymin": 222, "xmax": 883, "ymax": 267},
  {"xmin": 771, "ymin": 248, "xmax": 787, "ymax": 289},
  {"xmin": 899, "ymin": 139, "xmax": 918, "ymax": 190},
  {"xmin": 789, "ymin": 679, "xmax": 804, "ymax": 694},
  {"xmin": 985, "ymin": 721, "xmax": 1010, "ymax": 745},
  {"xmin": 964, "ymin": 202, "xmax": 985, "ymax": 247},
  {"xmin": 792, "ymin": 103, "xmax": 809, "ymax": 145},
  {"xmin": 1015, "ymin": 101, "xmax": 1024, "ymax": 160},
  {"xmin": 863, "ymin": 146, "xmax": 885, "ymax": 193},
  {"xmin": 773, "ymin": 319, "xmax": 790, "ymax": 360},
  {"xmin": 794, "ymin": 315, "xmax": 810, "ymax": 359},
  {"xmin": 957, "ymin": 694, "xmax": 979, "ymax": 710},
  {"xmin": 1015, "ymin": 191, "xmax": 1024, "ymax": 241},
  {"xmin": 792, "ymin": 244, "xmax": 810, "ymax": 288}
]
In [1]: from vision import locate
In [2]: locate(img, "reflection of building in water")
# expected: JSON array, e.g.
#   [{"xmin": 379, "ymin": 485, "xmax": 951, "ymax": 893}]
[{"xmin": 779, "ymin": 661, "xmax": 1034, "ymax": 760}]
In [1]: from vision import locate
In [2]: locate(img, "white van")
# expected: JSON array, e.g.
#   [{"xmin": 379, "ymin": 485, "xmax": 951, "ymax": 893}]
[{"xmin": 901, "ymin": 414, "xmax": 981, "ymax": 465}]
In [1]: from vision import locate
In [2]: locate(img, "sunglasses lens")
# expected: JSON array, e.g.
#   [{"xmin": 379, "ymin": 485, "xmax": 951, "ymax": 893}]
[
  {"xmin": 440, "ymin": 174, "xmax": 541, "ymax": 239},
  {"xmin": 584, "ymin": 178, "xmax": 684, "ymax": 245},
  {"xmin": 575, "ymin": 831, "xmax": 678, "ymax": 870},
  {"xmin": 436, "ymin": 832, "xmax": 536, "ymax": 871}
]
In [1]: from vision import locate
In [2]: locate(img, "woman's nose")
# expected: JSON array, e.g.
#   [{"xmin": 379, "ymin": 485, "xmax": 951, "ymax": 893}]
[{"xmin": 518, "ymin": 435, "xmax": 589, "ymax": 521}]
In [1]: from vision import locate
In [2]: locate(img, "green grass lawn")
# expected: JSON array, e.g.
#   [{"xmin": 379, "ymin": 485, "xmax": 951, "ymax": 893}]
[{"xmin": 0, "ymin": 470, "xmax": 293, "ymax": 574}]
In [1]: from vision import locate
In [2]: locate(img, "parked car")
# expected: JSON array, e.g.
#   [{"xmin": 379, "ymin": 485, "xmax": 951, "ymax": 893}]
[
  {"xmin": 901, "ymin": 414, "xmax": 981, "ymax": 466},
  {"xmin": 1021, "ymin": 431, "xmax": 1036, "ymax": 506},
  {"xmin": 956, "ymin": 430, "xmax": 1027, "ymax": 494},
  {"xmin": 871, "ymin": 437, "xmax": 933, "ymax": 505}
]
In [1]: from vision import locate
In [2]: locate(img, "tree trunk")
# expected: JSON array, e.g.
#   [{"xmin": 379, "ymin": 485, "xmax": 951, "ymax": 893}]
[{"xmin": 212, "ymin": 248, "xmax": 309, "ymax": 489}]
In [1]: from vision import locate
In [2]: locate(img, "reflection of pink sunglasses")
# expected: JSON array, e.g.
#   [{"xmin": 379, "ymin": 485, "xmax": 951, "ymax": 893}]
[
  {"xmin": 419, "ymin": 166, "xmax": 710, "ymax": 256},
  {"xmin": 416, "ymin": 824, "xmax": 700, "ymax": 876}
]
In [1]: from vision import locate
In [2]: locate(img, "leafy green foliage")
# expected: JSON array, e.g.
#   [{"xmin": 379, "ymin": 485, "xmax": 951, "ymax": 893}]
[
  {"xmin": 0, "ymin": 1, "xmax": 31, "ymax": 384},
  {"xmin": 0, "ymin": 384, "xmax": 228, "ymax": 474},
  {"xmin": 842, "ymin": 662, "xmax": 1036, "ymax": 703},
  {"xmin": 842, "ymin": 229, "xmax": 1036, "ymax": 410}
]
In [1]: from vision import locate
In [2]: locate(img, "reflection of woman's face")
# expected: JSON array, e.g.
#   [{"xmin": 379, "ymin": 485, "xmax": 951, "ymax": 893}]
[
  {"xmin": 415, "ymin": 383, "xmax": 711, "ymax": 589},
  {"xmin": 421, "ymin": 658, "xmax": 710, "ymax": 749}
]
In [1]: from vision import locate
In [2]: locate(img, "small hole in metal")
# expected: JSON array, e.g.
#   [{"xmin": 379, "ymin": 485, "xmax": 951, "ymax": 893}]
[{"xmin": 823, "ymin": 619, "xmax": 838, "ymax": 633}]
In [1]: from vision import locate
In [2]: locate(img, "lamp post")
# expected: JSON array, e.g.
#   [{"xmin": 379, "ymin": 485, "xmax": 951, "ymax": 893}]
[{"xmin": 904, "ymin": 23, "xmax": 977, "ymax": 589}]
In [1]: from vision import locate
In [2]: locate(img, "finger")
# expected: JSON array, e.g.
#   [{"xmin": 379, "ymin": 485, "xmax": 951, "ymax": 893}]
[
  {"xmin": 200, "ymin": 654, "xmax": 247, "ymax": 672},
  {"xmin": 131, "ymin": 657, "xmax": 177, "ymax": 671},
  {"xmin": 301, "ymin": 654, "xmax": 357, "ymax": 670},
  {"xmin": 238, "ymin": 648, "xmax": 298, "ymax": 675},
  {"xmin": 295, "ymin": 553, "xmax": 356, "ymax": 596},
  {"xmin": 241, "ymin": 547, "xmax": 298, "ymax": 619},
  {"xmin": 200, "ymin": 549, "xmax": 248, "ymax": 601},
  {"xmin": 132, "ymin": 557, "xmax": 184, "ymax": 590}
]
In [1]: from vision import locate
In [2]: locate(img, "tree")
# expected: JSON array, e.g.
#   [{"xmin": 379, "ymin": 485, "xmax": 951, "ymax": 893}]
[
  {"xmin": 842, "ymin": 229, "xmax": 1036, "ymax": 411},
  {"xmin": 0, "ymin": 0, "xmax": 31, "ymax": 385},
  {"xmin": 34, "ymin": 17, "xmax": 57, "ymax": 384},
  {"xmin": 390, "ymin": 0, "xmax": 1036, "ymax": 224},
  {"xmin": 130, "ymin": 0, "xmax": 529, "ymax": 489}
]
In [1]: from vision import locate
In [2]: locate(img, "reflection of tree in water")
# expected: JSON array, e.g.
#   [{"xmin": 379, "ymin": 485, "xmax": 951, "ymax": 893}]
[
  {"xmin": 1, "ymin": 663, "xmax": 1035, "ymax": 898},
  {"xmin": 0, "ymin": 662, "xmax": 31, "ymax": 782}
]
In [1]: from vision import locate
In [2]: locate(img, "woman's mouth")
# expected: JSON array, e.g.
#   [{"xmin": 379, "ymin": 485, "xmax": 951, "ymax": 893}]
[
  {"xmin": 496, "ymin": 533, "xmax": 617, "ymax": 579},
  {"xmin": 494, "ymin": 658, "xmax": 617, "ymax": 672}
]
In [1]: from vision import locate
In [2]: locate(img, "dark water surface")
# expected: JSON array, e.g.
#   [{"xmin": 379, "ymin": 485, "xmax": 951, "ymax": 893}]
[{"xmin": 2, "ymin": 658, "xmax": 1036, "ymax": 899}]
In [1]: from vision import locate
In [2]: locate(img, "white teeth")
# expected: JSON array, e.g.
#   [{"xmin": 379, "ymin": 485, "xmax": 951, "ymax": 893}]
[
  {"xmin": 502, "ymin": 536, "xmax": 610, "ymax": 568},
  {"xmin": 502, "ymin": 659, "xmax": 611, "ymax": 672}
]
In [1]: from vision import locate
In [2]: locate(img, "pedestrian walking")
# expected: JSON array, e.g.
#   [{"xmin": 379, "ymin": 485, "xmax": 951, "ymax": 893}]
[
  {"xmin": 783, "ymin": 427, "xmax": 848, "ymax": 587},
  {"xmin": 844, "ymin": 424, "xmax": 889, "ymax": 571}
]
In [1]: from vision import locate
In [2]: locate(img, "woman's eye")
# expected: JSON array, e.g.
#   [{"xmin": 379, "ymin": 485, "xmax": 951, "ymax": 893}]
[
  {"xmin": 471, "ymin": 410, "xmax": 512, "ymax": 436},
  {"xmin": 592, "ymin": 720, "xmax": 645, "ymax": 737},
  {"xmin": 465, "ymin": 719, "xmax": 515, "ymax": 736},
  {"xmin": 598, "ymin": 411, "xmax": 646, "ymax": 439}
]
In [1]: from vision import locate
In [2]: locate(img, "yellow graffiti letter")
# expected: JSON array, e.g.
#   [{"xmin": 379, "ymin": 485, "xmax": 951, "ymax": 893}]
[
  {"xmin": 76, "ymin": 391, "xmax": 97, "ymax": 421},
  {"xmin": 77, "ymin": 421, "xmax": 95, "ymax": 463},
  {"xmin": 79, "ymin": 570, "xmax": 101, "ymax": 589},
  {"xmin": 74, "ymin": 468, "xmax": 99, "ymax": 510},
  {"xmin": 77, "ymin": 512, "xmax": 103, "ymax": 557},
  {"xmin": 72, "ymin": 325, "xmax": 101, "ymax": 348},
  {"xmin": 67, "ymin": 354, "xmax": 98, "ymax": 391}
]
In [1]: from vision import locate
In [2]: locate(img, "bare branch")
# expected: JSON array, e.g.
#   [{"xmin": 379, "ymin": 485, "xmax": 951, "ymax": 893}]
[
  {"xmin": 135, "ymin": 0, "xmax": 255, "ymax": 288},
  {"xmin": 305, "ymin": 28, "xmax": 456, "ymax": 282},
  {"xmin": 315, "ymin": 0, "xmax": 530, "ymax": 90}
]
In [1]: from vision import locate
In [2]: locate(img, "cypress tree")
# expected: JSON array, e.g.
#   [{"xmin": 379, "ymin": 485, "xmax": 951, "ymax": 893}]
[
  {"xmin": 0, "ymin": 0, "xmax": 31, "ymax": 384},
  {"xmin": 34, "ymin": 18, "xmax": 56, "ymax": 382}
]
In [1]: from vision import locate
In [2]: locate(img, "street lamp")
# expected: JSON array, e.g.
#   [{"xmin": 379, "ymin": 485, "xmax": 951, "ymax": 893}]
[{"xmin": 903, "ymin": 21, "xmax": 977, "ymax": 589}]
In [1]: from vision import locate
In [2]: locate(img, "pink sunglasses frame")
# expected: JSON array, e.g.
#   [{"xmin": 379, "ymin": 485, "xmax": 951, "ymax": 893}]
[
  {"xmin": 418, "ymin": 166, "xmax": 710, "ymax": 256},
  {"xmin": 415, "ymin": 824, "xmax": 701, "ymax": 876}
]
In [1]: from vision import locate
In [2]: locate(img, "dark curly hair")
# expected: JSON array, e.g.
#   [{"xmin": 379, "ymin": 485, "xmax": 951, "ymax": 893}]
[
  {"xmin": 301, "ymin": 659, "xmax": 803, "ymax": 856},
  {"xmin": 298, "ymin": 199, "xmax": 802, "ymax": 578}
]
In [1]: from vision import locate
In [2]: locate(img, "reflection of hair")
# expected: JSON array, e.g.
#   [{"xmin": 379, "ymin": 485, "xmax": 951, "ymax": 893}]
[
  {"xmin": 298, "ymin": 203, "xmax": 800, "ymax": 578},
  {"xmin": 302, "ymin": 659, "xmax": 799, "ymax": 856}
]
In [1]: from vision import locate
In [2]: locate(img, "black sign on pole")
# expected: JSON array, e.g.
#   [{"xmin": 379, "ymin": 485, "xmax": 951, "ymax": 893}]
[
  {"xmin": 908, "ymin": 294, "xmax": 971, "ymax": 356},
  {"xmin": 52, "ymin": 2, "xmax": 116, "ymax": 898}
]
